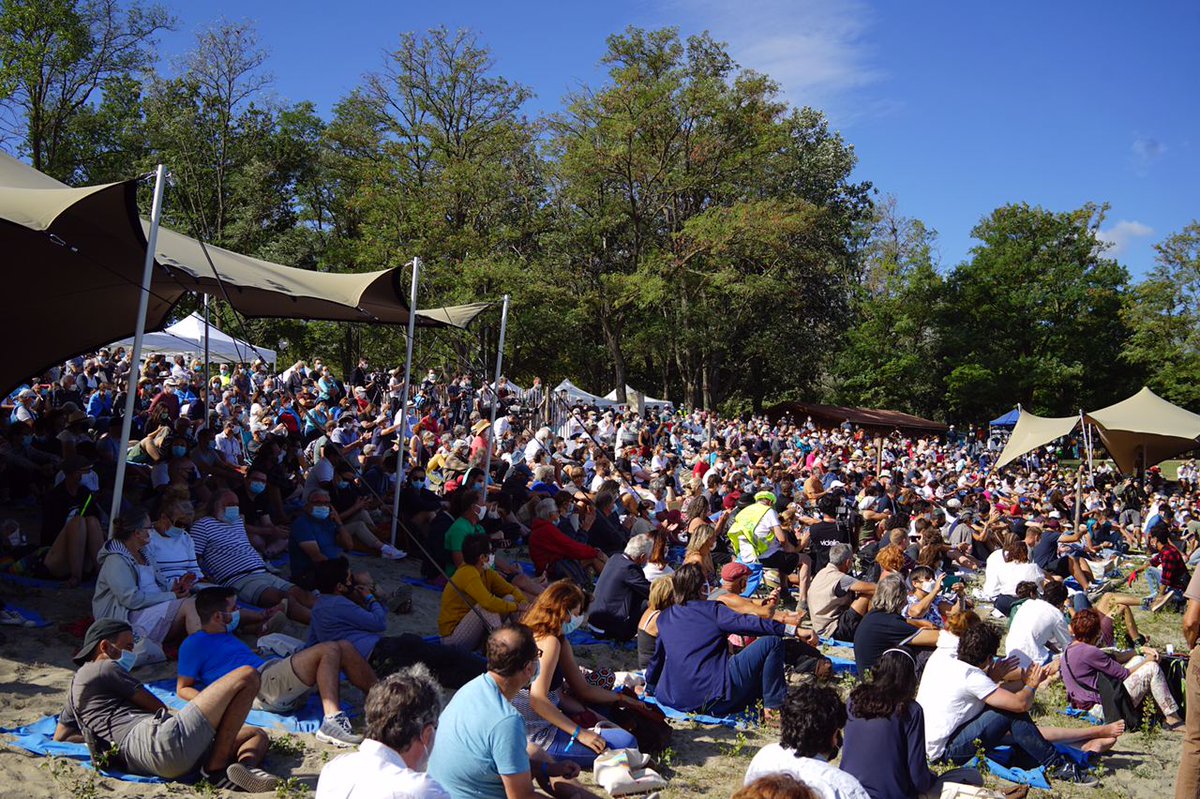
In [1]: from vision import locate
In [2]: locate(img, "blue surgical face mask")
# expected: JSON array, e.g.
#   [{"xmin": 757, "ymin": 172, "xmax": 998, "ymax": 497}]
[
  {"xmin": 165, "ymin": 525, "xmax": 185, "ymax": 538},
  {"xmin": 411, "ymin": 478, "xmax": 426, "ymax": 490},
  {"xmin": 223, "ymin": 506, "xmax": 240, "ymax": 524},
  {"xmin": 116, "ymin": 648, "xmax": 137, "ymax": 672},
  {"xmin": 226, "ymin": 609, "xmax": 241, "ymax": 633},
  {"xmin": 311, "ymin": 505, "xmax": 331, "ymax": 520},
  {"xmin": 249, "ymin": 481, "xmax": 266, "ymax": 495},
  {"xmin": 530, "ymin": 658, "xmax": 541, "ymax": 683},
  {"xmin": 337, "ymin": 480, "xmax": 350, "ymax": 489},
  {"xmin": 171, "ymin": 445, "xmax": 187, "ymax": 457},
  {"xmin": 562, "ymin": 613, "xmax": 584, "ymax": 637}
]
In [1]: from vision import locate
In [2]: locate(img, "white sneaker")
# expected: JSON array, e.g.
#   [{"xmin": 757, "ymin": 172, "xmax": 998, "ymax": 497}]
[
  {"xmin": 380, "ymin": 544, "xmax": 407, "ymax": 560},
  {"xmin": 316, "ymin": 712, "xmax": 363, "ymax": 747}
]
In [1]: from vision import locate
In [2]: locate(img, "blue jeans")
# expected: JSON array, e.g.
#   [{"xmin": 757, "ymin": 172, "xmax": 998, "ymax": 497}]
[
  {"xmin": 1144, "ymin": 567, "xmax": 1181, "ymax": 603},
  {"xmin": 942, "ymin": 708, "xmax": 1058, "ymax": 768},
  {"xmin": 545, "ymin": 725, "xmax": 638, "ymax": 767},
  {"xmin": 707, "ymin": 636, "xmax": 786, "ymax": 715}
]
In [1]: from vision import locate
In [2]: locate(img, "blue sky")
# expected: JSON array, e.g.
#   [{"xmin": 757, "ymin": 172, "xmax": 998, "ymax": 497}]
[{"xmin": 155, "ymin": 0, "xmax": 1198, "ymax": 277}]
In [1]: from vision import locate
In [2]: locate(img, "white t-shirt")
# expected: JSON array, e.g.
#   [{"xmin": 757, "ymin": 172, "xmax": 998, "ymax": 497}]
[
  {"xmin": 743, "ymin": 745, "xmax": 870, "ymax": 799},
  {"xmin": 981, "ymin": 549, "xmax": 1006, "ymax": 599},
  {"xmin": 735, "ymin": 506, "xmax": 782, "ymax": 562},
  {"xmin": 316, "ymin": 739, "xmax": 450, "ymax": 799},
  {"xmin": 916, "ymin": 655, "xmax": 998, "ymax": 759},
  {"xmin": 643, "ymin": 562, "xmax": 675, "ymax": 582},
  {"xmin": 303, "ymin": 457, "xmax": 336, "ymax": 502},
  {"xmin": 1004, "ymin": 598, "xmax": 1071, "ymax": 668},
  {"xmin": 991, "ymin": 560, "xmax": 1045, "ymax": 598}
]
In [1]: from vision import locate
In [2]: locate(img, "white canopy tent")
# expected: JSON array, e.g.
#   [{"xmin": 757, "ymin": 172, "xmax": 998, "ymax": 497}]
[
  {"xmin": 553, "ymin": 379, "xmax": 620, "ymax": 408},
  {"xmin": 603, "ymin": 385, "xmax": 675, "ymax": 410},
  {"xmin": 115, "ymin": 312, "xmax": 276, "ymax": 364}
]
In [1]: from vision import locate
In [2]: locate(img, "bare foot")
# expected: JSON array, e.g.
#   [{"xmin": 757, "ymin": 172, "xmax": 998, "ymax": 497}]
[
  {"xmin": 1081, "ymin": 736, "xmax": 1118, "ymax": 754},
  {"xmin": 1098, "ymin": 720, "xmax": 1126, "ymax": 738}
]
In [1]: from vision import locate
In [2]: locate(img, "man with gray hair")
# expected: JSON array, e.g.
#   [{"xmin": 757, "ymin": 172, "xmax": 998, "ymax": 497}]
[
  {"xmin": 529, "ymin": 498, "xmax": 605, "ymax": 583},
  {"xmin": 315, "ymin": 664, "xmax": 448, "ymax": 799},
  {"xmin": 586, "ymin": 533, "xmax": 653, "ymax": 641},
  {"xmin": 852, "ymin": 573, "xmax": 939, "ymax": 674},
  {"xmin": 807, "ymin": 543, "xmax": 875, "ymax": 642}
]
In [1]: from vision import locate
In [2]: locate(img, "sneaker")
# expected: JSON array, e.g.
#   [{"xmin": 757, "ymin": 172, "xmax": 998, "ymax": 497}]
[
  {"xmin": 380, "ymin": 544, "xmax": 407, "ymax": 560},
  {"xmin": 1151, "ymin": 593, "xmax": 1176, "ymax": 613},
  {"xmin": 202, "ymin": 763, "xmax": 280, "ymax": 793},
  {"xmin": 316, "ymin": 712, "xmax": 363, "ymax": 747},
  {"xmin": 1047, "ymin": 761, "xmax": 1099, "ymax": 787}
]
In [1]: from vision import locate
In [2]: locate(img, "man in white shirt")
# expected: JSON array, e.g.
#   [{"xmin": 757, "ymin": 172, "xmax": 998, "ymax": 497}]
[
  {"xmin": 1003, "ymin": 581, "xmax": 1072, "ymax": 669},
  {"xmin": 316, "ymin": 665, "xmax": 449, "ymax": 799},
  {"xmin": 743, "ymin": 684, "xmax": 869, "ymax": 799},
  {"xmin": 214, "ymin": 421, "xmax": 244, "ymax": 467}
]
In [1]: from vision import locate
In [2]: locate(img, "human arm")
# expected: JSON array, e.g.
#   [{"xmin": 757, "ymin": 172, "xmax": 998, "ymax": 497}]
[
  {"xmin": 984, "ymin": 663, "xmax": 1043, "ymax": 713},
  {"xmin": 456, "ymin": 568, "xmax": 520, "ymax": 614},
  {"xmin": 713, "ymin": 601, "xmax": 788, "ymax": 637},
  {"xmin": 1185, "ymin": 598, "xmax": 1200, "ymax": 649},
  {"xmin": 176, "ymin": 674, "xmax": 201, "ymax": 701},
  {"xmin": 99, "ymin": 555, "xmax": 176, "ymax": 610}
]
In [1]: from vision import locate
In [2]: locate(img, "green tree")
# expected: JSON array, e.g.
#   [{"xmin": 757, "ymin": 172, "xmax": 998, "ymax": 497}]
[
  {"xmin": 0, "ymin": 0, "xmax": 172, "ymax": 181},
  {"xmin": 941, "ymin": 202, "xmax": 1131, "ymax": 420},
  {"xmin": 1121, "ymin": 221, "xmax": 1200, "ymax": 408},
  {"xmin": 833, "ymin": 197, "xmax": 946, "ymax": 418}
]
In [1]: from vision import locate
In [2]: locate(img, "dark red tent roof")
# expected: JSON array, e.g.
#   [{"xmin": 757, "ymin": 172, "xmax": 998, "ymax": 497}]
[{"xmin": 765, "ymin": 400, "xmax": 948, "ymax": 433}]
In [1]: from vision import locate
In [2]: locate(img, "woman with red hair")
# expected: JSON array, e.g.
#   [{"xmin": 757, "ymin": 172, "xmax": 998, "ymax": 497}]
[{"xmin": 512, "ymin": 581, "xmax": 642, "ymax": 765}]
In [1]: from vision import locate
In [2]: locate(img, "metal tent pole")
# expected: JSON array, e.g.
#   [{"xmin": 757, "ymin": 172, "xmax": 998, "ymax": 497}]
[
  {"xmin": 389, "ymin": 257, "xmax": 421, "ymax": 548},
  {"xmin": 203, "ymin": 294, "xmax": 211, "ymax": 420},
  {"xmin": 109, "ymin": 164, "xmax": 167, "ymax": 534},
  {"xmin": 481, "ymin": 294, "xmax": 510, "ymax": 484}
]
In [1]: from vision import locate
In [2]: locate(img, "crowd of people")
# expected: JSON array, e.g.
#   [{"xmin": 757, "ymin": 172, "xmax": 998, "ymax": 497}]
[{"xmin": 3, "ymin": 348, "xmax": 1200, "ymax": 798}]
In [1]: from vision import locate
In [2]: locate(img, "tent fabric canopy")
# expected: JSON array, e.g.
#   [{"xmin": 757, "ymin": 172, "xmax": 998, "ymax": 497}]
[
  {"xmin": 993, "ymin": 411, "xmax": 1080, "ymax": 469},
  {"xmin": 1086, "ymin": 387, "xmax": 1200, "ymax": 473},
  {"xmin": 602, "ymin": 385, "xmax": 675, "ymax": 408},
  {"xmin": 989, "ymin": 408, "xmax": 1021, "ymax": 428},
  {"xmin": 553, "ymin": 380, "xmax": 620, "ymax": 408},
  {"xmin": 114, "ymin": 312, "xmax": 276, "ymax": 364},
  {"xmin": 764, "ymin": 400, "xmax": 947, "ymax": 433},
  {"xmin": 0, "ymin": 152, "xmax": 488, "ymax": 395}
]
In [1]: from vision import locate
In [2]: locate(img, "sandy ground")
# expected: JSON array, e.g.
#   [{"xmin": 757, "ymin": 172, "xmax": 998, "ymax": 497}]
[{"xmin": 0, "ymin": 550, "xmax": 1191, "ymax": 799}]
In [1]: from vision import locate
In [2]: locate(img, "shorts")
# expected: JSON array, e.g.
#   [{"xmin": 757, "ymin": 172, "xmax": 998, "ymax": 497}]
[
  {"xmin": 255, "ymin": 656, "xmax": 312, "ymax": 713},
  {"xmin": 1043, "ymin": 557, "xmax": 1071, "ymax": 578},
  {"xmin": 121, "ymin": 704, "xmax": 214, "ymax": 779},
  {"xmin": 831, "ymin": 606, "xmax": 863, "ymax": 643},
  {"xmin": 227, "ymin": 571, "xmax": 294, "ymax": 606}
]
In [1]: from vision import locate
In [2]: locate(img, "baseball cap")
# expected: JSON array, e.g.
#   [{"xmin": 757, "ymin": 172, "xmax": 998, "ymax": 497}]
[
  {"xmin": 530, "ymin": 481, "xmax": 559, "ymax": 497},
  {"xmin": 73, "ymin": 618, "xmax": 132, "ymax": 666},
  {"xmin": 721, "ymin": 561, "xmax": 752, "ymax": 582},
  {"xmin": 754, "ymin": 490, "xmax": 777, "ymax": 504}
]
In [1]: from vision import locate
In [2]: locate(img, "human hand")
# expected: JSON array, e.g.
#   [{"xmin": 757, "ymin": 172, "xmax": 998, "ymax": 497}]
[
  {"xmin": 1024, "ymin": 663, "xmax": 1045, "ymax": 688},
  {"xmin": 988, "ymin": 655, "xmax": 1020, "ymax": 681},
  {"xmin": 1143, "ymin": 647, "xmax": 1160, "ymax": 662},
  {"xmin": 577, "ymin": 729, "xmax": 608, "ymax": 754},
  {"xmin": 551, "ymin": 760, "xmax": 582, "ymax": 780}
]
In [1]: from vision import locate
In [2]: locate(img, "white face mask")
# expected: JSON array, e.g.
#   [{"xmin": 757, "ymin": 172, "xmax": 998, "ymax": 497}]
[
  {"xmin": 485, "ymin": 554, "xmax": 496, "ymax": 570},
  {"xmin": 475, "ymin": 504, "xmax": 487, "ymax": 521}
]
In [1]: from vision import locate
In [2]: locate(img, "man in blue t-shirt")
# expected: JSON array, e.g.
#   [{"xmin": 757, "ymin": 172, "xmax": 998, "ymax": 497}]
[
  {"xmin": 427, "ymin": 625, "xmax": 587, "ymax": 798},
  {"xmin": 176, "ymin": 587, "xmax": 376, "ymax": 748},
  {"xmin": 289, "ymin": 490, "xmax": 352, "ymax": 583}
]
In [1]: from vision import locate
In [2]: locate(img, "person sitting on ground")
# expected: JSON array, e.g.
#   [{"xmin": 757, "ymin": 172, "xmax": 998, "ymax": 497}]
[
  {"xmin": 989, "ymin": 535, "xmax": 1045, "ymax": 615},
  {"xmin": 734, "ymin": 774, "xmax": 820, "ymax": 799},
  {"xmin": 309, "ymin": 557, "xmax": 483, "ymax": 689},
  {"xmin": 916, "ymin": 622, "xmax": 1120, "ymax": 787},
  {"xmin": 146, "ymin": 498, "xmax": 203, "ymax": 588},
  {"xmin": 191, "ymin": 490, "xmax": 314, "ymax": 623},
  {"xmin": 742, "ymin": 683, "xmax": 870, "ymax": 799},
  {"xmin": 852, "ymin": 574, "xmax": 939, "ymax": 675},
  {"xmin": 315, "ymin": 664, "xmax": 450, "ymax": 799},
  {"xmin": 528, "ymin": 497, "xmax": 606, "ymax": 585},
  {"xmin": 904, "ymin": 565, "xmax": 966, "ymax": 629},
  {"xmin": 329, "ymin": 461, "xmax": 406, "ymax": 559},
  {"xmin": 1129, "ymin": 525, "xmax": 1191, "ymax": 612},
  {"xmin": 1004, "ymin": 580, "xmax": 1072, "ymax": 670},
  {"xmin": 637, "ymin": 576, "xmax": 676, "ymax": 670},
  {"xmin": 728, "ymin": 490, "xmax": 810, "ymax": 601},
  {"xmin": 235, "ymin": 469, "xmax": 289, "ymax": 558},
  {"xmin": 53, "ymin": 618, "xmax": 280, "ymax": 792},
  {"xmin": 39, "ymin": 454, "xmax": 105, "ymax": 587},
  {"xmin": 1031, "ymin": 518, "xmax": 1095, "ymax": 591},
  {"xmin": 841, "ymin": 649, "xmax": 982, "ymax": 799},
  {"xmin": 1060, "ymin": 608, "xmax": 1182, "ymax": 729},
  {"xmin": 427, "ymin": 624, "xmax": 599, "ymax": 799},
  {"xmin": 514, "ymin": 581, "xmax": 641, "ymax": 766},
  {"xmin": 92, "ymin": 506, "xmax": 201, "ymax": 648},
  {"xmin": 177, "ymin": 586, "xmax": 375, "ymax": 748},
  {"xmin": 439, "ymin": 534, "xmax": 529, "ymax": 651},
  {"xmin": 586, "ymin": 533, "xmax": 654, "ymax": 641},
  {"xmin": 445, "ymin": 486, "xmax": 544, "ymax": 597},
  {"xmin": 807, "ymin": 544, "xmax": 876, "ymax": 643},
  {"xmin": 683, "ymin": 521, "xmax": 718, "ymax": 583},
  {"xmin": 646, "ymin": 564, "xmax": 799, "ymax": 719}
]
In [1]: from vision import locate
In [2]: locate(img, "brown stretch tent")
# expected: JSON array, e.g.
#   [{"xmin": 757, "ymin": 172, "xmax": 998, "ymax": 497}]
[
  {"xmin": 1085, "ymin": 387, "xmax": 1200, "ymax": 474},
  {"xmin": 993, "ymin": 411, "xmax": 1080, "ymax": 469},
  {"xmin": 765, "ymin": 400, "xmax": 947, "ymax": 434},
  {"xmin": 0, "ymin": 152, "xmax": 488, "ymax": 394}
]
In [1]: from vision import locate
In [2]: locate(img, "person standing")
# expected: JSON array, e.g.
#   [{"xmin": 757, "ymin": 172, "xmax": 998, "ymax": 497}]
[{"xmin": 1176, "ymin": 567, "xmax": 1200, "ymax": 798}]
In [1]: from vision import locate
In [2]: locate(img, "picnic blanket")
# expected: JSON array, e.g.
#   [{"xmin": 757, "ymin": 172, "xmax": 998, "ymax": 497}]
[
  {"xmin": 643, "ymin": 695, "xmax": 758, "ymax": 730},
  {"xmin": 145, "ymin": 679, "xmax": 339, "ymax": 733},
  {"xmin": 827, "ymin": 654, "xmax": 857, "ymax": 675},
  {"xmin": 0, "ymin": 571, "xmax": 91, "ymax": 589},
  {"xmin": 1059, "ymin": 707, "xmax": 1103, "ymax": 725},
  {"xmin": 1, "ymin": 716, "xmax": 167, "ymax": 783},
  {"xmin": 400, "ymin": 575, "xmax": 445, "ymax": 593},
  {"xmin": 970, "ymin": 743, "xmax": 1093, "ymax": 789},
  {"xmin": 568, "ymin": 627, "xmax": 636, "ymax": 650}
]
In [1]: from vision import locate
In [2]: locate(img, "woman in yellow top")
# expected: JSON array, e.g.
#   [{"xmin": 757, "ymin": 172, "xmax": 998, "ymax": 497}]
[{"xmin": 439, "ymin": 533, "xmax": 529, "ymax": 651}]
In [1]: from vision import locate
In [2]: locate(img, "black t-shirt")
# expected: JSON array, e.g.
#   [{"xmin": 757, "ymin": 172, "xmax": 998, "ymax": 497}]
[
  {"xmin": 809, "ymin": 519, "xmax": 851, "ymax": 573},
  {"xmin": 236, "ymin": 485, "xmax": 272, "ymax": 521},
  {"xmin": 853, "ymin": 610, "xmax": 918, "ymax": 674},
  {"xmin": 1032, "ymin": 530, "xmax": 1061, "ymax": 569}
]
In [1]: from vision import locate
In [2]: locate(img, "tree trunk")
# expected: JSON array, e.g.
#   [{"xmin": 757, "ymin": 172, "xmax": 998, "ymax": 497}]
[{"xmin": 601, "ymin": 307, "xmax": 627, "ymax": 403}]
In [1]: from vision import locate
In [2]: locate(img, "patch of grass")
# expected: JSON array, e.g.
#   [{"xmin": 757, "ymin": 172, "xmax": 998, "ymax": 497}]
[
  {"xmin": 39, "ymin": 757, "xmax": 101, "ymax": 799},
  {"xmin": 275, "ymin": 776, "xmax": 312, "ymax": 798},
  {"xmin": 270, "ymin": 733, "xmax": 309, "ymax": 758}
]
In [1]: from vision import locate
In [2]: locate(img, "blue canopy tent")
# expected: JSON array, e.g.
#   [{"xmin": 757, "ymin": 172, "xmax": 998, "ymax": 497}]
[{"xmin": 989, "ymin": 408, "xmax": 1021, "ymax": 428}]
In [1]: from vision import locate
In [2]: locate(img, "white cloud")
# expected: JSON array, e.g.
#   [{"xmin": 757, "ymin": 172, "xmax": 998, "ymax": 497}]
[
  {"xmin": 655, "ymin": 0, "xmax": 886, "ymax": 119},
  {"xmin": 1097, "ymin": 220, "xmax": 1154, "ymax": 257}
]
